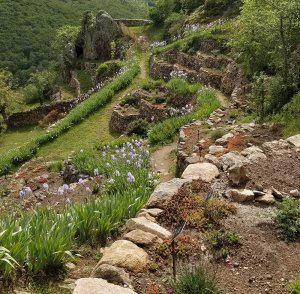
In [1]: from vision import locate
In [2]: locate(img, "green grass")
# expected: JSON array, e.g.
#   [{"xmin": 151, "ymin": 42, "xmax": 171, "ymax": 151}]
[
  {"xmin": 37, "ymin": 92, "xmax": 119, "ymax": 159},
  {"xmin": 172, "ymin": 265, "xmax": 221, "ymax": 294},
  {"xmin": 290, "ymin": 278, "xmax": 300, "ymax": 294},
  {"xmin": 0, "ymin": 127, "xmax": 44, "ymax": 154},
  {"xmin": 75, "ymin": 70, "xmax": 93, "ymax": 93}
]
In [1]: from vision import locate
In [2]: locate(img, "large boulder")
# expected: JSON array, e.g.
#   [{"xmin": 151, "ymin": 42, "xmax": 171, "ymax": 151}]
[
  {"xmin": 241, "ymin": 146, "xmax": 267, "ymax": 163},
  {"xmin": 262, "ymin": 139, "xmax": 291, "ymax": 154},
  {"xmin": 146, "ymin": 178, "xmax": 188, "ymax": 208},
  {"xmin": 219, "ymin": 152, "xmax": 249, "ymax": 171},
  {"xmin": 181, "ymin": 163, "xmax": 219, "ymax": 182},
  {"xmin": 126, "ymin": 217, "xmax": 172, "ymax": 240},
  {"xmin": 73, "ymin": 278, "xmax": 137, "ymax": 294},
  {"xmin": 78, "ymin": 11, "xmax": 122, "ymax": 61},
  {"xmin": 99, "ymin": 240, "xmax": 148, "ymax": 272}
]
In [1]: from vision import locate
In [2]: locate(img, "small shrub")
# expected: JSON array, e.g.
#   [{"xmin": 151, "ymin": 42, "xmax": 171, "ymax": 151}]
[
  {"xmin": 275, "ymin": 198, "xmax": 300, "ymax": 241},
  {"xmin": 47, "ymin": 160, "xmax": 63, "ymax": 173},
  {"xmin": 119, "ymin": 95, "xmax": 139, "ymax": 106},
  {"xmin": 172, "ymin": 265, "xmax": 221, "ymax": 294},
  {"xmin": 206, "ymin": 229, "xmax": 240, "ymax": 259},
  {"xmin": 96, "ymin": 61, "xmax": 121, "ymax": 79},
  {"xmin": 290, "ymin": 279, "xmax": 300, "ymax": 294},
  {"xmin": 152, "ymin": 96, "xmax": 166, "ymax": 104},
  {"xmin": 127, "ymin": 119, "xmax": 149, "ymax": 137},
  {"xmin": 140, "ymin": 79, "xmax": 164, "ymax": 91},
  {"xmin": 166, "ymin": 78, "xmax": 199, "ymax": 97},
  {"xmin": 39, "ymin": 110, "xmax": 65, "ymax": 127},
  {"xmin": 210, "ymin": 128, "xmax": 226, "ymax": 141}
]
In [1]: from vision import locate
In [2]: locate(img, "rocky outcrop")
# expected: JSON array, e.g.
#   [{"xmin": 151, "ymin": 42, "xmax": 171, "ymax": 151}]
[
  {"xmin": 77, "ymin": 11, "xmax": 122, "ymax": 61},
  {"xmin": 115, "ymin": 19, "xmax": 152, "ymax": 27}
]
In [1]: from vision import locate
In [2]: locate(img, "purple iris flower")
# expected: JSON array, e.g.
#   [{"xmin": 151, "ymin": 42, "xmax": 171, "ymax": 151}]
[{"xmin": 127, "ymin": 172, "xmax": 135, "ymax": 183}]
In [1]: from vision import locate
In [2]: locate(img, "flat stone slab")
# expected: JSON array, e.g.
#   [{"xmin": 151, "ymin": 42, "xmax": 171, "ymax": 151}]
[
  {"xmin": 126, "ymin": 217, "xmax": 171, "ymax": 239},
  {"xmin": 99, "ymin": 240, "xmax": 148, "ymax": 272},
  {"xmin": 141, "ymin": 208, "xmax": 163, "ymax": 217},
  {"xmin": 146, "ymin": 178, "xmax": 189, "ymax": 208},
  {"xmin": 73, "ymin": 278, "xmax": 137, "ymax": 294},
  {"xmin": 287, "ymin": 134, "xmax": 300, "ymax": 148},
  {"xmin": 181, "ymin": 162, "xmax": 219, "ymax": 182},
  {"xmin": 231, "ymin": 189, "xmax": 255, "ymax": 203},
  {"xmin": 124, "ymin": 229, "xmax": 161, "ymax": 246}
]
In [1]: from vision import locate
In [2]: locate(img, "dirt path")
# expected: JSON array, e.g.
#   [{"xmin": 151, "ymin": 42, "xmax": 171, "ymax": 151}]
[
  {"xmin": 215, "ymin": 90, "xmax": 230, "ymax": 107},
  {"xmin": 151, "ymin": 142, "xmax": 177, "ymax": 182}
]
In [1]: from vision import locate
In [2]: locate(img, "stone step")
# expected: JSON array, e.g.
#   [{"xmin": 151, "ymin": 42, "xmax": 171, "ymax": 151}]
[{"xmin": 126, "ymin": 217, "xmax": 172, "ymax": 239}]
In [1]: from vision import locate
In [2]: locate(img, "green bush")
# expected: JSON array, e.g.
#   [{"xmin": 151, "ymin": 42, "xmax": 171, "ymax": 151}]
[
  {"xmin": 166, "ymin": 78, "xmax": 199, "ymax": 96},
  {"xmin": 149, "ymin": 88, "xmax": 220, "ymax": 146},
  {"xmin": 127, "ymin": 119, "xmax": 149, "ymax": 137},
  {"xmin": 210, "ymin": 128, "xmax": 227, "ymax": 141},
  {"xmin": 290, "ymin": 279, "xmax": 300, "ymax": 294},
  {"xmin": 152, "ymin": 96, "xmax": 166, "ymax": 104},
  {"xmin": 47, "ymin": 160, "xmax": 63, "ymax": 172},
  {"xmin": 96, "ymin": 61, "xmax": 121, "ymax": 79},
  {"xmin": 206, "ymin": 229, "xmax": 240, "ymax": 259},
  {"xmin": 172, "ymin": 265, "xmax": 221, "ymax": 294},
  {"xmin": 140, "ymin": 79, "xmax": 164, "ymax": 91},
  {"xmin": 275, "ymin": 198, "xmax": 300, "ymax": 241},
  {"xmin": 120, "ymin": 95, "xmax": 139, "ymax": 106}
]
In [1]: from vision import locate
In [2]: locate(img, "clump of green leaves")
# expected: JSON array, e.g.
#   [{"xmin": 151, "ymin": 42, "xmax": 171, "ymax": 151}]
[
  {"xmin": 48, "ymin": 160, "xmax": 63, "ymax": 173},
  {"xmin": 290, "ymin": 278, "xmax": 300, "ymax": 294},
  {"xmin": 210, "ymin": 128, "xmax": 226, "ymax": 141},
  {"xmin": 166, "ymin": 78, "xmax": 199, "ymax": 97},
  {"xmin": 127, "ymin": 119, "xmax": 149, "ymax": 137},
  {"xmin": 206, "ymin": 229, "xmax": 240, "ymax": 259},
  {"xmin": 275, "ymin": 198, "xmax": 300, "ymax": 241},
  {"xmin": 119, "ymin": 95, "xmax": 139, "ymax": 107},
  {"xmin": 172, "ymin": 265, "xmax": 221, "ymax": 294}
]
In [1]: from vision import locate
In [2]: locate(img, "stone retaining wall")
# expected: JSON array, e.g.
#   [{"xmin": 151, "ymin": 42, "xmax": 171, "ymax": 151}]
[
  {"xmin": 109, "ymin": 110, "xmax": 142, "ymax": 133},
  {"xmin": 6, "ymin": 101, "xmax": 73, "ymax": 128},
  {"xmin": 115, "ymin": 19, "xmax": 152, "ymax": 27}
]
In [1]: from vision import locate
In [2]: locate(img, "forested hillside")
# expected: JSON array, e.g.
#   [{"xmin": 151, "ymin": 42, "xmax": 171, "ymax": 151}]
[{"xmin": 0, "ymin": 0, "xmax": 149, "ymax": 85}]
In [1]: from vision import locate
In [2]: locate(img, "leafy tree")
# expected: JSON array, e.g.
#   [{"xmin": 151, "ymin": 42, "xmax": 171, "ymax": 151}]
[
  {"xmin": 0, "ymin": 70, "xmax": 14, "ymax": 119},
  {"xmin": 52, "ymin": 26, "xmax": 81, "ymax": 52},
  {"xmin": 231, "ymin": 0, "xmax": 300, "ymax": 112}
]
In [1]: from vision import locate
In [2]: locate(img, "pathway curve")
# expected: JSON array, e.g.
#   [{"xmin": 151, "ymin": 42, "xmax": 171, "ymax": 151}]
[{"xmin": 151, "ymin": 142, "xmax": 177, "ymax": 182}]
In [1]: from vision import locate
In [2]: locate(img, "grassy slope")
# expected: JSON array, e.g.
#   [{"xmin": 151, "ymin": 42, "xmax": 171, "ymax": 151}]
[{"xmin": 0, "ymin": 0, "xmax": 148, "ymax": 84}]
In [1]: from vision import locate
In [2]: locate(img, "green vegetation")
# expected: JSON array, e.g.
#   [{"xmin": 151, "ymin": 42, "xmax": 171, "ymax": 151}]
[
  {"xmin": 120, "ymin": 95, "xmax": 139, "ymax": 106},
  {"xmin": 171, "ymin": 265, "xmax": 221, "ymax": 294},
  {"xmin": 275, "ymin": 198, "xmax": 300, "ymax": 241},
  {"xmin": 0, "ymin": 0, "xmax": 149, "ymax": 85},
  {"xmin": 290, "ymin": 279, "xmax": 300, "ymax": 294},
  {"xmin": 75, "ymin": 70, "xmax": 93, "ymax": 94},
  {"xmin": 149, "ymin": 88, "xmax": 220, "ymax": 145},
  {"xmin": 166, "ymin": 78, "xmax": 199, "ymax": 96},
  {"xmin": 0, "ymin": 139, "xmax": 155, "ymax": 280},
  {"xmin": 127, "ymin": 119, "xmax": 150, "ymax": 137},
  {"xmin": 0, "ymin": 62, "xmax": 140, "ymax": 176},
  {"xmin": 206, "ymin": 229, "xmax": 240, "ymax": 259},
  {"xmin": 231, "ymin": 0, "xmax": 300, "ymax": 120},
  {"xmin": 96, "ymin": 61, "xmax": 122, "ymax": 80}
]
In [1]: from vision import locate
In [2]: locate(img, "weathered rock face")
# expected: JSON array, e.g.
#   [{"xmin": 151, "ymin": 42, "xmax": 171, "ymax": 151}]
[
  {"xmin": 124, "ymin": 229, "xmax": 162, "ymax": 246},
  {"xmin": 73, "ymin": 278, "xmax": 137, "ymax": 294},
  {"xmin": 78, "ymin": 11, "xmax": 122, "ymax": 61},
  {"xmin": 228, "ymin": 162, "xmax": 249, "ymax": 187},
  {"xmin": 231, "ymin": 189, "xmax": 255, "ymax": 203},
  {"xmin": 99, "ymin": 240, "xmax": 148, "ymax": 272}
]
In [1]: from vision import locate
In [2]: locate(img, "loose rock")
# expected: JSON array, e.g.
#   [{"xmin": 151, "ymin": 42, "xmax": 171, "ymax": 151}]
[
  {"xmin": 124, "ymin": 229, "xmax": 161, "ymax": 246},
  {"xmin": 99, "ymin": 240, "xmax": 148, "ymax": 272},
  {"xmin": 231, "ymin": 189, "xmax": 255, "ymax": 203},
  {"xmin": 126, "ymin": 217, "xmax": 171, "ymax": 239},
  {"xmin": 73, "ymin": 278, "xmax": 137, "ymax": 294}
]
